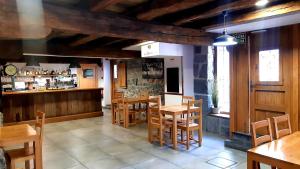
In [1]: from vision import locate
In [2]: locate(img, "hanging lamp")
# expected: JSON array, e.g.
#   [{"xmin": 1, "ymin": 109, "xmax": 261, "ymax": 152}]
[{"xmin": 213, "ymin": 11, "xmax": 238, "ymax": 46}]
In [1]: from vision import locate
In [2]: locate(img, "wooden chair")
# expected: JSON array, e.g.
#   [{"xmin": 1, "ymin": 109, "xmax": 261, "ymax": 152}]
[
  {"xmin": 273, "ymin": 114, "xmax": 292, "ymax": 139},
  {"xmin": 177, "ymin": 100, "xmax": 203, "ymax": 150},
  {"xmin": 182, "ymin": 96, "xmax": 195, "ymax": 106},
  {"xmin": 116, "ymin": 97, "xmax": 138, "ymax": 127},
  {"xmin": 112, "ymin": 91, "xmax": 124, "ymax": 124},
  {"xmin": 135, "ymin": 91, "xmax": 149, "ymax": 122},
  {"xmin": 7, "ymin": 112, "xmax": 45, "ymax": 169},
  {"xmin": 148, "ymin": 96, "xmax": 172, "ymax": 146},
  {"xmin": 251, "ymin": 119, "xmax": 275, "ymax": 169}
]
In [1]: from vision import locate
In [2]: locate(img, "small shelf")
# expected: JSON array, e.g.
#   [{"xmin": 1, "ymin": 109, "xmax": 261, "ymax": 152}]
[{"xmin": 2, "ymin": 75, "xmax": 75, "ymax": 78}]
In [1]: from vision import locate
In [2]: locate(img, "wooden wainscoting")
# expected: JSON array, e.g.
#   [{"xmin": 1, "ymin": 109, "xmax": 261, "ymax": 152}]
[{"xmin": 230, "ymin": 24, "xmax": 300, "ymax": 134}]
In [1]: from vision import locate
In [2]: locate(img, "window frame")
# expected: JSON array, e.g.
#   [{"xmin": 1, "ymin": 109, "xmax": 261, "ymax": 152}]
[{"xmin": 255, "ymin": 47, "xmax": 283, "ymax": 86}]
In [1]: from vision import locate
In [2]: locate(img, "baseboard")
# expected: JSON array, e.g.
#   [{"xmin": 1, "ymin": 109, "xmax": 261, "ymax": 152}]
[{"xmin": 4, "ymin": 111, "xmax": 103, "ymax": 126}]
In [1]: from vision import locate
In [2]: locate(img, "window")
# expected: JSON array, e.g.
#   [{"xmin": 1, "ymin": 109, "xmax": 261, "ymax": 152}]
[
  {"xmin": 113, "ymin": 64, "xmax": 118, "ymax": 79},
  {"xmin": 259, "ymin": 49, "xmax": 280, "ymax": 82},
  {"xmin": 217, "ymin": 47, "xmax": 230, "ymax": 113}
]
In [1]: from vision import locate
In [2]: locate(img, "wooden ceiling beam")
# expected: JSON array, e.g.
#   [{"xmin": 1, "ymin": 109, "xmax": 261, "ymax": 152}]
[
  {"xmin": 174, "ymin": 0, "xmax": 279, "ymax": 25},
  {"xmin": 0, "ymin": 40, "xmax": 139, "ymax": 60},
  {"xmin": 91, "ymin": 0, "xmax": 124, "ymax": 12},
  {"xmin": 70, "ymin": 35, "xmax": 102, "ymax": 47},
  {"xmin": 205, "ymin": 1, "xmax": 300, "ymax": 30},
  {"xmin": 137, "ymin": 0, "xmax": 214, "ymax": 21},
  {"xmin": 0, "ymin": 0, "xmax": 213, "ymax": 46}
]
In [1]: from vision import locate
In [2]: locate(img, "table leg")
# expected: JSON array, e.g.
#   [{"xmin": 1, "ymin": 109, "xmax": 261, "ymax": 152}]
[
  {"xmin": 24, "ymin": 142, "xmax": 30, "ymax": 169},
  {"xmin": 247, "ymin": 153, "xmax": 255, "ymax": 169},
  {"xmin": 125, "ymin": 104, "xmax": 129, "ymax": 128},
  {"xmin": 172, "ymin": 114, "xmax": 177, "ymax": 150},
  {"xmin": 34, "ymin": 139, "xmax": 42, "ymax": 169},
  {"xmin": 112, "ymin": 103, "xmax": 115, "ymax": 124}
]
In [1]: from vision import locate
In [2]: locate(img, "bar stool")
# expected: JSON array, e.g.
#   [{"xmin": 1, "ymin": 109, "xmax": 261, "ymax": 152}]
[{"xmin": 6, "ymin": 111, "xmax": 45, "ymax": 169}]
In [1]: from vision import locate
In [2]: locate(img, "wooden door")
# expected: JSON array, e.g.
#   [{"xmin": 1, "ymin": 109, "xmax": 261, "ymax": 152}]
[
  {"xmin": 249, "ymin": 28, "xmax": 291, "ymax": 130},
  {"xmin": 78, "ymin": 64, "xmax": 98, "ymax": 88}
]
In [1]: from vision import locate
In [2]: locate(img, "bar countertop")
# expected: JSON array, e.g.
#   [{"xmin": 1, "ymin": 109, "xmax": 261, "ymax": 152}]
[{"xmin": 2, "ymin": 88, "xmax": 103, "ymax": 96}]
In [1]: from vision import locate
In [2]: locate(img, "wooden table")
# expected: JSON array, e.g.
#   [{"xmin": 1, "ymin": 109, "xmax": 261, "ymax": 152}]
[
  {"xmin": 247, "ymin": 131, "xmax": 300, "ymax": 169},
  {"xmin": 160, "ymin": 105, "xmax": 202, "ymax": 150},
  {"xmin": 0, "ymin": 124, "xmax": 42, "ymax": 169},
  {"xmin": 112, "ymin": 97, "xmax": 149, "ymax": 128}
]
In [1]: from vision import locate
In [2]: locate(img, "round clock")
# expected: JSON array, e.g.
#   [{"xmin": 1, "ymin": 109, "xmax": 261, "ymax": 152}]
[{"xmin": 4, "ymin": 64, "xmax": 17, "ymax": 76}]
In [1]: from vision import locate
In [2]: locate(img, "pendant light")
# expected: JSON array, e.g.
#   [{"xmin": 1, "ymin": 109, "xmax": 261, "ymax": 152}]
[{"xmin": 213, "ymin": 11, "xmax": 238, "ymax": 46}]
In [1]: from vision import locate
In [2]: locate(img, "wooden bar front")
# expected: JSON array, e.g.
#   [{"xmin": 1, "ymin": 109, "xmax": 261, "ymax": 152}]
[{"xmin": 2, "ymin": 88, "xmax": 103, "ymax": 124}]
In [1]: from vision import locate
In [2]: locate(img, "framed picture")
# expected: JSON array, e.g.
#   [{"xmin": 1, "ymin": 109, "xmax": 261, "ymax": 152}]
[
  {"xmin": 142, "ymin": 59, "xmax": 164, "ymax": 79},
  {"xmin": 83, "ymin": 69, "xmax": 94, "ymax": 78}
]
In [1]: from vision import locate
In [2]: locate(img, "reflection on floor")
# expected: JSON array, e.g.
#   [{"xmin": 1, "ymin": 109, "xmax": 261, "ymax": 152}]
[{"xmin": 14, "ymin": 109, "xmax": 269, "ymax": 169}]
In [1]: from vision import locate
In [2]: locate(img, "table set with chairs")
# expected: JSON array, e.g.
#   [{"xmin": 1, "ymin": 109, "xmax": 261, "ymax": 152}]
[
  {"xmin": 112, "ymin": 91, "xmax": 203, "ymax": 150},
  {"xmin": 247, "ymin": 114, "xmax": 299, "ymax": 169}
]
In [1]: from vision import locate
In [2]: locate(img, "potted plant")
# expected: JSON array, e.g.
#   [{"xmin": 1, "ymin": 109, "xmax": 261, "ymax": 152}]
[{"xmin": 211, "ymin": 78, "xmax": 220, "ymax": 114}]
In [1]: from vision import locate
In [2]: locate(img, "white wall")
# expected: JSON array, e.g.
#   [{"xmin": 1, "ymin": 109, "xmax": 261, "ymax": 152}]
[
  {"xmin": 103, "ymin": 59, "xmax": 111, "ymax": 106},
  {"xmin": 163, "ymin": 45, "xmax": 194, "ymax": 105},
  {"xmin": 182, "ymin": 45, "xmax": 194, "ymax": 96}
]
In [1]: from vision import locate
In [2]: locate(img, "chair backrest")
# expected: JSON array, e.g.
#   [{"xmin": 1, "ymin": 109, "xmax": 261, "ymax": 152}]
[
  {"xmin": 116, "ymin": 97, "xmax": 126, "ymax": 114},
  {"xmin": 35, "ymin": 112, "xmax": 45, "ymax": 144},
  {"xmin": 185, "ymin": 100, "xmax": 202, "ymax": 127},
  {"xmin": 148, "ymin": 96, "xmax": 162, "ymax": 126},
  {"xmin": 113, "ymin": 91, "xmax": 124, "ymax": 99},
  {"xmin": 273, "ymin": 114, "xmax": 292, "ymax": 139},
  {"xmin": 251, "ymin": 119, "xmax": 273, "ymax": 147},
  {"xmin": 182, "ymin": 96, "xmax": 195, "ymax": 106},
  {"xmin": 140, "ymin": 91, "xmax": 149, "ymax": 100}
]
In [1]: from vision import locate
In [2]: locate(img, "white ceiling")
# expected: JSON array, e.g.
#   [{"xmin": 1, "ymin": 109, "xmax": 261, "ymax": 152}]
[{"xmin": 207, "ymin": 12, "xmax": 300, "ymax": 34}]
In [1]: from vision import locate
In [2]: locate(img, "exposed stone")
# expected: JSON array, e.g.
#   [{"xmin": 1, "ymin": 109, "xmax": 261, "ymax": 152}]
[
  {"xmin": 194, "ymin": 54, "xmax": 208, "ymax": 63},
  {"xmin": 198, "ymin": 63, "xmax": 207, "ymax": 79},
  {"xmin": 193, "ymin": 64, "xmax": 199, "ymax": 77},
  {"xmin": 194, "ymin": 79, "xmax": 208, "ymax": 94}
]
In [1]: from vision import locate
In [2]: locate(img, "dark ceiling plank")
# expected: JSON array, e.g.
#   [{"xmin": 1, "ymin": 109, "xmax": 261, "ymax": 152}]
[
  {"xmin": 205, "ymin": 1, "xmax": 300, "ymax": 30},
  {"xmin": 0, "ymin": 40, "xmax": 139, "ymax": 60},
  {"xmin": 174, "ymin": 0, "xmax": 279, "ymax": 25},
  {"xmin": 137, "ymin": 0, "xmax": 214, "ymax": 21},
  {"xmin": 0, "ymin": 1, "xmax": 213, "ymax": 45},
  {"xmin": 70, "ymin": 35, "xmax": 102, "ymax": 47},
  {"xmin": 91, "ymin": 0, "xmax": 125, "ymax": 12},
  {"xmin": 102, "ymin": 38, "xmax": 126, "ymax": 46}
]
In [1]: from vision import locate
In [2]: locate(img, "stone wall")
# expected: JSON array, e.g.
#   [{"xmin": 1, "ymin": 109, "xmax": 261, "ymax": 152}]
[
  {"xmin": 121, "ymin": 59, "xmax": 164, "ymax": 98},
  {"xmin": 193, "ymin": 46, "xmax": 230, "ymax": 138},
  {"xmin": 193, "ymin": 46, "xmax": 214, "ymax": 130}
]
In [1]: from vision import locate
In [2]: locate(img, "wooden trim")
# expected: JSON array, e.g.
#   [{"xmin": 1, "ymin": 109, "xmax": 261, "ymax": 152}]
[
  {"xmin": 292, "ymin": 24, "xmax": 299, "ymax": 131},
  {"xmin": 164, "ymin": 92, "xmax": 183, "ymax": 96},
  {"xmin": 4, "ymin": 111, "xmax": 102, "ymax": 126}
]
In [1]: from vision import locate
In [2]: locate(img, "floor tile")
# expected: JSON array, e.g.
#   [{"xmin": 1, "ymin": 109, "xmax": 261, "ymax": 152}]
[{"xmin": 14, "ymin": 109, "xmax": 248, "ymax": 169}]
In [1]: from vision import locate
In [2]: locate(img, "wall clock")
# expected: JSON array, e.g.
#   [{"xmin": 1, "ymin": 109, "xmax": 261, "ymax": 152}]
[{"xmin": 4, "ymin": 64, "xmax": 17, "ymax": 76}]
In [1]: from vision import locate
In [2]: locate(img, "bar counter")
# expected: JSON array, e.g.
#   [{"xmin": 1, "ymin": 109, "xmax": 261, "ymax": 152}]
[{"xmin": 2, "ymin": 88, "xmax": 103, "ymax": 124}]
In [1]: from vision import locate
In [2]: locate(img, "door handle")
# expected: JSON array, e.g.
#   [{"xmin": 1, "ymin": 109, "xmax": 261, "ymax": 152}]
[{"xmin": 250, "ymin": 80, "xmax": 254, "ymax": 92}]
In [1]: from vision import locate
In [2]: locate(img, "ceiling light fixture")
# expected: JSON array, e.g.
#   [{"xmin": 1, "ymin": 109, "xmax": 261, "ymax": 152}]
[
  {"xmin": 255, "ymin": 0, "xmax": 269, "ymax": 7},
  {"xmin": 213, "ymin": 11, "xmax": 238, "ymax": 46}
]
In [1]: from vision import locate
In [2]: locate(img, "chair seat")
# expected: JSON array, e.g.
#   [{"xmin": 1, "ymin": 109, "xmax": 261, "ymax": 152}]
[
  {"xmin": 6, "ymin": 147, "xmax": 34, "ymax": 161},
  {"xmin": 177, "ymin": 122, "xmax": 199, "ymax": 128}
]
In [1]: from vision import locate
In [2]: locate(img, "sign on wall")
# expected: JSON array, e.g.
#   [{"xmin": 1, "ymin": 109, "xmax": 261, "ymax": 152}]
[{"xmin": 142, "ymin": 59, "xmax": 164, "ymax": 79}]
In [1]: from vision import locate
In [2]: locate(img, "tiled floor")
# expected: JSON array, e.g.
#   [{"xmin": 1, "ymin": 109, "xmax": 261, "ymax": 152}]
[{"xmin": 12, "ymin": 109, "xmax": 268, "ymax": 169}]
